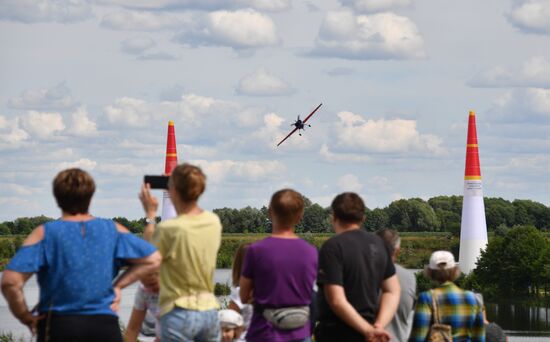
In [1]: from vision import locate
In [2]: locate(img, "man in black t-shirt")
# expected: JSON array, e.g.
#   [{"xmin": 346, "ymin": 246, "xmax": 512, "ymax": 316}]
[{"xmin": 315, "ymin": 192, "xmax": 400, "ymax": 342}]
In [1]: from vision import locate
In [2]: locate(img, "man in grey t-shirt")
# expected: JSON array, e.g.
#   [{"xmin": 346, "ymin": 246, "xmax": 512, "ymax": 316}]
[{"xmin": 377, "ymin": 229, "xmax": 416, "ymax": 342}]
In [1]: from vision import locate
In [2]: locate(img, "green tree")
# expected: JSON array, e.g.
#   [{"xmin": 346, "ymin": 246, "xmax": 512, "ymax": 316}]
[
  {"xmin": 484, "ymin": 198, "xmax": 515, "ymax": 230},
  {"xmin": 387, "ymin": 198, "xmax": 440, "ymax": 232},
  {"xmin": 300, "ymin": 203, "xmax": 330, "ymax": 233},
  {"xmin": 363, "ymin": 208, "xmax": 389, "ymax": 231},
  {"xmin": 474, "ymin": 225, "xmax": 550, "ymax": 297}
]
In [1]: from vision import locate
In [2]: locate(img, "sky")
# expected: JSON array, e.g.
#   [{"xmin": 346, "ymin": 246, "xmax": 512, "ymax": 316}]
[{"xmin": 1, "ymin": 0, "xmax": 549, "ymax": 221}]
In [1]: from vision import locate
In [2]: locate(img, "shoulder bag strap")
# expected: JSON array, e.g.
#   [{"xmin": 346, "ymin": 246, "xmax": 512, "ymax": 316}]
[{"xmin": 431, "ymin": 289, "xmax": 440, "ymax": 324}]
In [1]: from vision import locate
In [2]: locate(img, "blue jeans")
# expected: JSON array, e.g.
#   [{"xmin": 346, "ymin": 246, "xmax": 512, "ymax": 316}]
[{"xmin": 160, "ymin": 307, "xmax": 220, "ymax": 342}]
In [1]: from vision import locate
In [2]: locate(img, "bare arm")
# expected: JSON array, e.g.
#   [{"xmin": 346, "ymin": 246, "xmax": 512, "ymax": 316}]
[
  {"xmin": 139, "ymin": 183, "xmax": 158, "ymax": 242},
  {"xmin": 228, "ymin": 300, "xmax": 242, "ymax": 313},
  {"xmin": 125, "ymin": 308, "xmax": 147, "ymax": 342},
  {"xmin": 111, "ymin": 223, "xmax": 162, "ymax": 311},
  {"xmin": 325, "ymin": 284, "xmax": 373, "ymax": 335},
  {"xmin": 374, "ymin": 274, "xmax": 400, "ymax": 328},
  {"xmin": 1, "ymin": 226, "xmax": 45, "ymax": 335},
  {"xmin": 239, "ymin": 276, "xmax": 253, "ymax": 304}
]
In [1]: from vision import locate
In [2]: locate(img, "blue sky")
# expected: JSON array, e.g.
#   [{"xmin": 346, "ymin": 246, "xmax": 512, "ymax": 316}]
[{"xmin": 1, "ymin": 0, "xmax": 549, "ymax": 221}]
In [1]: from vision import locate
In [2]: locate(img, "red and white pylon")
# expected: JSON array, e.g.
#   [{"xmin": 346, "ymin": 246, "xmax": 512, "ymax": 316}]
[
  {"xmin": 459, "ymin": 111, "xmax": 488, "ymax": 274},
  {"xmin": 161, "ymin": 121, "xmax": 178, "ymax": 221}
]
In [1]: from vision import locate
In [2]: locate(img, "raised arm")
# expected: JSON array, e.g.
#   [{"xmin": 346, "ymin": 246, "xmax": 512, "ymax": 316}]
[
  {"xmin": 374, "ymin": 274, "xmax": 400, "ymax": 328},
  {"xmin": 1, "ymin": 226, "xmax": 45, "ymax": 335},
  {"xmin": 139, "ymin": 183, "xmax": 159, "ymax": 242}
]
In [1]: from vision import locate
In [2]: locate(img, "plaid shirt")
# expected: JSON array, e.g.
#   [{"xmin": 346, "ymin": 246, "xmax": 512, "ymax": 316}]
[{"xmin": 409, "ymin": 281, "xmax": 485, "ymax": 342}]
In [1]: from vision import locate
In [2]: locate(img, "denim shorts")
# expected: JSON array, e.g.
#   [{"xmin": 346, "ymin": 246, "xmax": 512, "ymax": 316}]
[{"xmin": 160, "ymin": 307, "xmax": 220, "ymax": 342}]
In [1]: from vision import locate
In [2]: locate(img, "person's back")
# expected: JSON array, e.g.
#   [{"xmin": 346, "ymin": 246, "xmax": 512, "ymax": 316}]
[
  {"xmin": 315, "ymin": 193, "xmax": 399, "ymax": 342},
  {"xmin": 317, "ymin": 230, "xmax": 394, "ymax": 326},
  {"xmin": 376, "ymin": 229, "xmax": 416, "ymax": 342},
  {"xmin": 243, "ymin": 237, "xmax": 317, "ymax": 341},
  {"xmin": 154, "ymin": 211, "xmax": 222, "ymax": 315},
  {"xmin": 409, "ymin": 251, "xmax": 485, "ymax": 342},
  {"xmin": 240, "ymin": 189, "xmax": 318, "ymax": 342},
  {"xmin": 34, "ymin": 218, "xmax": 147, "ymax": 314}
]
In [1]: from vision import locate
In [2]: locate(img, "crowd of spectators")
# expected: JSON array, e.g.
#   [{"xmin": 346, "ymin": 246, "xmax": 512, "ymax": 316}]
[{"xmin": 1, "ymin": 164, "xmax": 505, "ymax": 342}]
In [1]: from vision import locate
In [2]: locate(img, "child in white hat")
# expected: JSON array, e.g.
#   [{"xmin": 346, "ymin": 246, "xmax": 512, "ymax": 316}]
[{"xmin": 219, "ymin": 309, "xmax": 244, "ymax": 342}]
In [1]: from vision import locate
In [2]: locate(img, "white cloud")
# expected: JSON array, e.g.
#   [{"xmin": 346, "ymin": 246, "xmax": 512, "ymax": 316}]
[
  {"xmin": 508, "ymin": 0, "xmax": 550, "ymax": 34},
  {"xmin": 97, "ymin": 162, "xmax": 143, "ymax": 176},
  {"xmin": 104, "ymin": 97, "xmax": 152, "ymax": 127},
  {"xmin": 340, "ymin": 0, "xmax": 411, "ymax": 13},
  {"xmin": 489, "ymin": 88, "xmax": 550, "ymax": 123},
  {"xmin": 0, "ymin": 0, "xmax": 92, "ymax": 23},
  {"xmin": 101, "ymin": 10, "xmax": 183, "ymax": 30},
  {"xmin": 337, "ymin": 174, "xmax": 363, "ymax": 192},
  {"xmin": 192, "ymin": 159, "xmax": 287, "ymax": 184},
  {"xmin": 3, "ymin": 183, "xmax": 33, "ymax": 196},
  {"xmin": 0, "ymin": 117, "xmax": 29, "ymax": 145},
  {"xmin": 137, "ymin": 52, "xmax": 179, "ymax": 60},
  {"xmin": 58, "ymin": 158, "xmax": 98, "ymax": 170},
  {"xmin": 469, "ymin": 56, "xmax": 550, "ymax": 88},
  {"xmin": 174, "ymin": 9, "xmax": 280, "ymax": 49},
  {"xmin": 319, "ymin": 144, "xmax": 372, "ymax": 163},
  {"xmin": 330, "ymin": 111, "xmax": 444, "ymax": 154},
  {"xmin": 312, "ymin": 10, "xmax": 425, "ymax": 60},
  {"xmin": 8, "ymin": 83, "xmax": 76, "ymax": 110},
  {"xmin": 70, "ymin": 106, "xmax": 98, "ymax": 136},
  {"xmin": 97, "ymin": 0, "xmax": 291, "ymax": 11},
  {"xmin": 20, "ymin": 111, "xmax": 65, "ymax": 139},
  {"xmin": 236, "ymin": 68, "xmax": 293, "ymax": 96},
  {"xmin": 120, "ymin": 36, "xmax": 156, "ymax": 54}
]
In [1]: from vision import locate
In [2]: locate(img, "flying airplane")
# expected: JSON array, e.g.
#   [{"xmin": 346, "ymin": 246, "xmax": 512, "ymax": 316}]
[{"xmin": 276, "ymin": 103, "xmax": 322, "ymax": 147}]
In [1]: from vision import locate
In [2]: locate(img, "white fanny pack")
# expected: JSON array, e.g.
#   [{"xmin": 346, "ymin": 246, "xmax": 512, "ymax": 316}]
[{"xmin": 262, "ymin": 306, "xmax": 310, "ymax": 330}]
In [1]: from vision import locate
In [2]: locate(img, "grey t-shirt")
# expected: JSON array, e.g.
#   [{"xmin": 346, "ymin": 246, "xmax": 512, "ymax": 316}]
[{"xmin": 386, "ymin": 264, "xmax": 416, "ymax": 342}]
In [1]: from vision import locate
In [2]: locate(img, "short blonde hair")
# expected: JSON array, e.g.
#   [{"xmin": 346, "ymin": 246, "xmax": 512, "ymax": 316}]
[
  {"xmin": 53, "ymin": 168, "xmax": 95, "ymax": 215},
  {"xmin": 170, "ymin": 163, "xmax": 206, "ymax": 202}
]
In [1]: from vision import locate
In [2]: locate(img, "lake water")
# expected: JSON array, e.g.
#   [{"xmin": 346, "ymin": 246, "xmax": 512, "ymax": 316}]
[{"xmin": 1, "ymin": 270, "xmax": 549, "ymax": 341}]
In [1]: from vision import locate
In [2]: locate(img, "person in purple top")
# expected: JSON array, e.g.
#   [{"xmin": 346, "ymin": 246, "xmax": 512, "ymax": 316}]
[{"xmin": 240, "ymin": 189, "xmax": 318, "ymax": 342}]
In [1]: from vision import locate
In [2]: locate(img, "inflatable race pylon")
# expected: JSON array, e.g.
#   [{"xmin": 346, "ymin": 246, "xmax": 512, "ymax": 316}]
[
  {"xmin": 161, "ymin": 121, "xmax": 178, "ymax": 221},
  {"xmin": 458, "ymin": 111, "xmax": 488, "ymax": 274}
]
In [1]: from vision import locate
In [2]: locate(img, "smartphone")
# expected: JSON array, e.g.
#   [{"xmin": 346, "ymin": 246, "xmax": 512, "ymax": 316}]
[{"xmin": 144, "ymin": 175, "xmax": 169, "ymax": 189}]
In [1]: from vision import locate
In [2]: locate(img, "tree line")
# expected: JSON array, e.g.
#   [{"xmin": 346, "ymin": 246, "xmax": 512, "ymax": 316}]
[{"xmin": 1, "ymin": 195, "xmax": 549, "ymax": 235}]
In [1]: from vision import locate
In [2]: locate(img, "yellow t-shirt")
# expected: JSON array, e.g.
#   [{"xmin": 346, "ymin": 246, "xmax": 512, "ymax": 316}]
[{"xmin": 153, "ymin": 211, "xmax": 222, "ymax": 316}]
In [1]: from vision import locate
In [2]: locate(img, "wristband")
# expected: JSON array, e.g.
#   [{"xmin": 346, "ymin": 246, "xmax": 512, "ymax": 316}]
[{"xmin": 145, "ymin": 217, "xmax": 156, "ymax": 225}]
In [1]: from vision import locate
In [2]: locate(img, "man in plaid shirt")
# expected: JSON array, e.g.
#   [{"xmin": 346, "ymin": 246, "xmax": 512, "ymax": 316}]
[{"xmin": 410, "ymin": 251, "xmax": 485, "ymax": 342}]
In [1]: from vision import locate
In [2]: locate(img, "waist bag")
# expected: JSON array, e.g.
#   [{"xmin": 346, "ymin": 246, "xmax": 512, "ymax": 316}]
[{"xmin": 258, "ymin": 305, "xmax": 310, "ymax": 330}]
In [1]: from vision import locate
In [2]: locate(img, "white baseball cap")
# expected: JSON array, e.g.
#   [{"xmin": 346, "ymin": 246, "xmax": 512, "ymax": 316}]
[
  {"xmin": 428, "ymin": 250, "xmax": 457, "ymax": 270},
  {"xmin": 219, "ymin": 309, "xmax": 244, "ymax": 328}
]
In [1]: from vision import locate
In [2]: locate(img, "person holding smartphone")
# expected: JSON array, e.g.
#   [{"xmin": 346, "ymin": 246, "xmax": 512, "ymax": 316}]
[{"xmin": 140, "ymin": 163, "xmax": 223, "ymax": 342}]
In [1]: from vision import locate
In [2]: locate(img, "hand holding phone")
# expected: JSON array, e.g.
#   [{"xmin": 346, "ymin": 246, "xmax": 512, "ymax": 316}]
[{"xmin": 144, "ymin": 175, "xmax": 169, "ymax": 189}]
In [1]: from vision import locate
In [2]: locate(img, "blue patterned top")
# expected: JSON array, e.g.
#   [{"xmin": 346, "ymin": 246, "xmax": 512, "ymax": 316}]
[{"xmin": 6, "ymin": 218, "xmax": 156, "ymax": 316}]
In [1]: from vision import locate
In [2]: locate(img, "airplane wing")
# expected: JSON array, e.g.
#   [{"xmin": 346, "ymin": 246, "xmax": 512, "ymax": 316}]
[
  {"xmin": 302, "ymin": 103, "xmax": 323, "ymax": 124},
  {"xmin": 277, "ymin": 127, "xmax": 299, "ymax": 147}
]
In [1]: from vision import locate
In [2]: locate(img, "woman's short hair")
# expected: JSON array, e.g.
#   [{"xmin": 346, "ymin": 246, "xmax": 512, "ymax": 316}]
[
  {"xmin": 269, "ymin": 189, "xmax": 304, "ymax": 227},
  {"xmin": 231, "ymin": 243, "xmax": 251, "ymax": 287},
  {"xmin": 169, "ymin": 163, "xmax": 206, "ymax": 202},
  {"xmin": 331, "ymin": 192, "xmax": 365, "ymax": 225},
  {"xmin": 53, "ymin": 168, "xmax": 95, "ymax": 215},
  {"xmin": 425, "ymin": 266, "xmax": 461, "ymax": 283}
]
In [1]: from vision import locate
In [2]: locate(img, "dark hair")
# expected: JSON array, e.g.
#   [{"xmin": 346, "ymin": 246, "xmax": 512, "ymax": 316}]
[
  {"xmin": 170, "ymin": 163, "xmax": 206, "ymax": 202},
  {"xmin": 232, "ymin": 243, "xmax": 251, "ymax": 286},
  {"xmin": 331, "ymin": 192, "xmax": 365, "ymax": 225},
  {"xmin": 53, "ymin": 168, "xmax": 95, "ymax": 215},
  {"xmin": 376, "ymin": 228, "xmax": 401, "ymax": 255},
  {"xmin": 269, "ymin": 189, "xmax": 304, "ymax": 227}
]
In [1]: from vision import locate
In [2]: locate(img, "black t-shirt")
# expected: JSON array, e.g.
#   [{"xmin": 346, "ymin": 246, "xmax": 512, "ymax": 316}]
[{"xmin": 316, "ymin": 229, "xmax": 395, "ymax": 325}]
